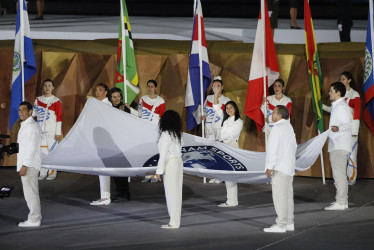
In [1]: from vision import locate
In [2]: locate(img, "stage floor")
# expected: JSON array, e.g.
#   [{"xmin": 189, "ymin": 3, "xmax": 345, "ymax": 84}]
[
  {"xmin": 0, "ymin": 14, "xmax": 367, "ymax": 43},
  {"xmin": 0, "ymin": 167, "xmax": 373, "ymax": 249}
]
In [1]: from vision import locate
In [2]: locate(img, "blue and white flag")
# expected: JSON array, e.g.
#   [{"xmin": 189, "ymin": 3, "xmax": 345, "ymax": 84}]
[
  {"xmin": 185, "ymin": 0, "xmax": 211, "ymax": 131},
  {"xmin": 10, "ymin": 0, "xmax": 37, "ymax": 129}
]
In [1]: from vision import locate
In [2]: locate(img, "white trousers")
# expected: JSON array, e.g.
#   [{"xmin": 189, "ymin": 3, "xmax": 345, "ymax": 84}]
[
  {"xmin": 99, "ymin": 175, "xmax": 110, "ymax": 199},
  {"xmin": 163, "ymin": 157, "xmax": 183, "ymax": 227},
  {"xmin": 224, "ymin": 140, "xmax": 238, "ymax": 205},
  {"xmin": 40, "ymin": 131, "xmax": 59, "ymax": 175},
  {"xmin": 21, "ymin": 167, "xmax": 42, "ymax": 222},
  {"xmin": 329, "ymin": 150, "xmax": 349, "ymax": 205},
  {"xmin": 271, "ymin": 170, "xmax": 294, "ymax": 228}
]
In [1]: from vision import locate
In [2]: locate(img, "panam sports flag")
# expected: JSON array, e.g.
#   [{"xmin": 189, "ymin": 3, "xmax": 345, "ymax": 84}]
[
  {"xmin": 116, "ymin": 0, "xmax": 139, "ymax": 104},
  {"xmin": 363, "ymin": 1, "xmax": 374, "ymax": 134},
  {"xmin": 304, "ymin": 0, "xmax": 324, "ymax": 133},
  {"xmin": 10, "ymin": 0, "xmax": 37, "ymax": 129},
  {"xmin": 185, "ymin": 0, "xmax": 211, "ymax": 131},
  {"xmin": 244, "ymin": 0, "xmax": 279, "ymax": 131}
]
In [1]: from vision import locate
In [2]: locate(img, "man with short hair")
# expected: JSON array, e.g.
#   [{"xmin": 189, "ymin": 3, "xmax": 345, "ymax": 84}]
[
  {"xmin": 264, "ymin": 105, "xmax": 297, "ymax": 233},
  {"xmin": 325, "ymin": 82, "xmax": 352, "ymax": 210},
  {"xmin": 17, "ymin": 101, "xmax": 42, "ymax": 227}
]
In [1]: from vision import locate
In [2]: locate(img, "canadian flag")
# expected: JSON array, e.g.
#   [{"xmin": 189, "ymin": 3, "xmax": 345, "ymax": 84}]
[{"xmin": 244, "ymin": 0, "xmax": 279, "ymax": 131}]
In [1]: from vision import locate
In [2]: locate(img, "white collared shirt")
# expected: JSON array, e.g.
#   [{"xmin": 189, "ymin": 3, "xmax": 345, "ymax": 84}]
[
  {"xmin": 219, "ymin": 116, "xmax": 243, "ymax": 145},
  {"xmin": 17, "ymin": 116, "xmax": 42, "ymax": 171},
  {"xmin": 101, "ymin": 97, "xmax": 113, "ymax": 106},
  {"xmin": 265, "ymin": 119, "xmax": 297, "ymax": 176},
  {"xmin": 328, "ymin": 97, "xmax": 352, "ymax": 152},
  {"xmin": 156, "ymin": 131, "xmax": 182, "ymax": 175}
]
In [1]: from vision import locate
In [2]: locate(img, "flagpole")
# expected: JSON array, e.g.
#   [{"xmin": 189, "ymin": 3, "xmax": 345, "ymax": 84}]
[
  {"xmin": 370, "ymin": 0, "xmax": 374, "ymax": 68},
  {"xmin": 20, "ymin": 0, "xmax": 25, "ymax": 102},
  {"xmin": 120, "ymin": 0, "xmax": 128, "ymax": 104},
  {"xmin": 317, "ymin": 130, "xmax": 326, "ymax": 184},
  {"xmin": 261, "ymin": 0, "xmax": 268, "ymax": 144},
  {"xmin": 197, "ymin": 0, "xmax": 205, "ymax": 139}
]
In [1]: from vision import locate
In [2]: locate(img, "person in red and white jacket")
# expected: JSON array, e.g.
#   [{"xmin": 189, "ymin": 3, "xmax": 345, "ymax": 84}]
[
  {"xmin": 32, "ymin": 79, "xmax": 62, "ymax": 181},
  {"xmin": 323, "ymin": 71, "xmax": 360, "ymax": 185},
  {"xmin": 200, "ymin": 76, "xmax": 230, "ymax": 184},
  {"xmin": 126, "ymin": 79, "xmax": 165, "ymax": 182},
  {"xmin": 127, "ymin": 79, "xmax": 166, "ymax": 126},
  {"xmin": 261, "ymin": 79, "xmax": 292, "ymax": 135}
]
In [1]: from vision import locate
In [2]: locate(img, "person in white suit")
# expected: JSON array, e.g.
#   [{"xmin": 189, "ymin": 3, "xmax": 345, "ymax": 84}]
[
  {"xmin": 90, "ymin": 83, "xmax": 113, "ymax": 206},
  {"xmin": 17, "ymin": 102, "xmax": 42, "ymax": 227},
  {"xmin": 217, "ymin": 101, "xmax": 243, "ymax": 207},
  {"xmin": 263, "ymin": 105, "xmax": 297, "ymax": 233},
  {"xmin": 156, "ymin": 110, "xmax": 183, "ymax": 229}
]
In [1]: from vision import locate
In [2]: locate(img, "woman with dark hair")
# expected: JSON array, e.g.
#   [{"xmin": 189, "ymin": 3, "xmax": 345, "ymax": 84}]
[
  {"xmin": 127, "ymin": 79, "xmax": 165, "ymax": 125},
  {"xmin": 155, "ymin": 110, "xmax": 183, "ymax": 229},
  {"xmin": 95, "ymin": 83, "xmax": 112, "ymax": 106},
  {"xmin": 261, "ymin": 79, "xmax": 292, "ymax": 134},
  {"xmin": 323, "ymin": 71, "xmax": 361, "ymax": 185},
  {"xmin": 217, "ymin": 101, "xmax": 243, "ymax": 207}
]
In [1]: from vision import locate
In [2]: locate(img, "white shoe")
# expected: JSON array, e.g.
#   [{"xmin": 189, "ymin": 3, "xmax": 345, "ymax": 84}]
[
  {"xmin": 263, "ymin": 224, "xmax": 286, "ymax": 233},
  {"xmin": 90, "ymin": 198, "xmax": 111, "ymax": 206},
  {"xmin": 46, "ymin": 170, "xmax": 57, "ymax": 180},
  {"xmin": 161, "ymin": 224, "xmax": 179, "ymax": 229},
  {"xmin": 214, "ymin": 179, "xmax": 222, "ymax": 183},
  {"xmin": 286, "ymin": 224, "xmax": 295, "ymax": 231},
  {"xmin": 38, "ymin": 168, "xmax": 48, "ymax": 180},
  {"xmin": 18, "ymin": 220, "xmax": 41, "ymax": 227},
  {"xmin": 324, "ymin": 202, "xmax": 347, "ymax": 210},
  {"xmin": 38, "ymin": 174, "xmax": 47, "ymax": 180},
  {"xmin": 217, "ymin": 202, "xmax": 238, "ymax": 208}
]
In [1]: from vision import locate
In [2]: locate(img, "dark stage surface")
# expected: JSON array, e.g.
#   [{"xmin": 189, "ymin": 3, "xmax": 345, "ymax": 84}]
[{"xmin": 0, "ymin": 167, "xmax": 373, "ymax": 249}]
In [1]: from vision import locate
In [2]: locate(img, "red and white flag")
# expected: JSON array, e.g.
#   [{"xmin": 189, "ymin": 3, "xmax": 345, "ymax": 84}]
[{"xmin": 244, "ymin": 0, "xmax": 279, "ymax": 131}]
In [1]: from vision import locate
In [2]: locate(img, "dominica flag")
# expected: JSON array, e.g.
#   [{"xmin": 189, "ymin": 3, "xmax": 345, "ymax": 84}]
[
  {"xmin": 304, "ymin": 0, "xmax": 324, "ymax": 133},
  {"xmin": 116, "ymin": 0, "xmax": 139, "ymax": 104}
]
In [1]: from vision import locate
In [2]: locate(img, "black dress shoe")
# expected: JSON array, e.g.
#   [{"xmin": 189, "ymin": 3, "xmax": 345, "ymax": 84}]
[
  {"xmin": 290, "ymin": 25, "xmax": 302, "ymax": 29},
  {"xmin": 32, "ymin": 15, "xmax": 44, "ymax": 21}
]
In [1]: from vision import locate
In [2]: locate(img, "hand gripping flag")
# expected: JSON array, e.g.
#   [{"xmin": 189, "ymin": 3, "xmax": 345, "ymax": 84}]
[
  {"xmin": 244, "ymin": 0, "xmax": 279, "ymax": 131},
  {"xmin": 116, "ymin": 0, "xmax": 139, "ymax": 104},
  {"xmin": 185, "ymin": 0, "xmax": 211, "ymax": 131},
  {"xmin": 10, "ymin": 0, "xmax": 37, "ymax": 129},
  {"xmin": 304, "ymin": 0, "xmax": 324, "ymax": 133},
  {"xmin": 363, "ymin": 1, "xmax": 374, "ymax": 134}
]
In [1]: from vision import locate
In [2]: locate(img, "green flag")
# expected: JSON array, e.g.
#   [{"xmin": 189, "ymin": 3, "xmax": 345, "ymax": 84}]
[{"xmin": 116, "ymin": 0, "xmax": 139, "ymax": 104}]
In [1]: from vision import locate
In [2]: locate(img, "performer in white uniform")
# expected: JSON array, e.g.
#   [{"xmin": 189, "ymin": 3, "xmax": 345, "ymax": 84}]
[
  {"xmin": 217, "ymin": 101, "xmax": 243, "ymax": 207},
  {"xmin": 90, "ymin": 83, "xmax": 113, "ymax": 206},
  {"xmin": 322, "ymin": 72, "xmax": 360, "ymax": 185},
  {"xmin": 200, "ymin": 76, "xmax": 230, "ymax": 183},
  {"xmin": 156, "ymin": 110, "xmax": 183, "ymax": 229},
  {"xmin": 261, "ymin": 79, "xmax": 292, "ymax": 134},
  {"xmin": 18, "ymin": 102, "xmax": 43, "ymax": 227},
  {"xmin": 324, "ymin": 82, "xmax": 352, "ymax": 211},
  {"xmin": 127, "ymin": 80, "xmax": 166, "ymax": 182},
  {"xmin": 32, "ymin": 79, "xmax": 62, "ymax": 180},
  {"xmin": 264, "ymin": 105, "xmax": 297, "ymax": 233}
]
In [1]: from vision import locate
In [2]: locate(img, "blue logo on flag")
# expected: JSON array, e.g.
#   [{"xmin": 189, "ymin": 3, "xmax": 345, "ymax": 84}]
[{"xmin": 143, "ymin": 145, "xmax": 247, "ymax": 171}]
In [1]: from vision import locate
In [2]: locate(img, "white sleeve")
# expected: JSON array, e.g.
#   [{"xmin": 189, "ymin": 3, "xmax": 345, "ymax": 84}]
[
  {"xmin": 322, "ymin": 104, "xmax": 332, "ymax": 113},
  {"xmin": 156, "ymin": 133, "xmax": 171, "ymax": 175},
  {"xmin": 265, "ymin": 127, "xmax": 280, "ymax": 171},
  {"xmin": 21, "ymin": 126, "xmax": 39, "ymax": 168}
]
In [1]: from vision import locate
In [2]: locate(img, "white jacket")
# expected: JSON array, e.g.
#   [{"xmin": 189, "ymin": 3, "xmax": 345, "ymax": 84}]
[
  {"xmin": 328, "ymin": 97, "xmax": 352, "ymax": 153},
  {"xmin": 130, "ymin": 95, "xmax": 166, "ymax": 125},
  {"xmin": 156, "ymin": 132, "xmax": 182, "ymax": 175},
  {"xmin": 265, "ymin": 119, "xmax": 297, "ymax": 176},
  {"xmin": 32, "ymin": 95, "xmax": 62, "ymax": 135},
  {"xmin": 219, "ymin": 116, "xmax": 243, "ymax": 145},
  {"xmin": 17, "ymin": 116, "xmax": 42, "ymax": 171}
]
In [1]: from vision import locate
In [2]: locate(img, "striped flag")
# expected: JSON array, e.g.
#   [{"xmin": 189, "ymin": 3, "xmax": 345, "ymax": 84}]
[
  {"xmin": 244, "ymin": 0, "xmax": 279, "ymax": 131},
  {"xmin": 116, "ymin": 0, "xmax": 139, "ymax": 104},
  {"xmin": 185, "ymin": 0, "xmax": 211, "ymax": 131},
  {"xmin": 363, "ymin": 1, "xmax": 374, "ymax": 134},
  {"xmin": 304, "ymin": 0, "xmax": 324, "ymax": 133},
  {"xmin": 10, "ymin": 0, "xmax": 37, "ymax": 129}
]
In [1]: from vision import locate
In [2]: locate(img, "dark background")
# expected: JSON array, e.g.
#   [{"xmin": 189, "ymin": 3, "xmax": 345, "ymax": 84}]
[{"xmin": 1, "ymin": 0, "xmax": 370, "ymax": 19}]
